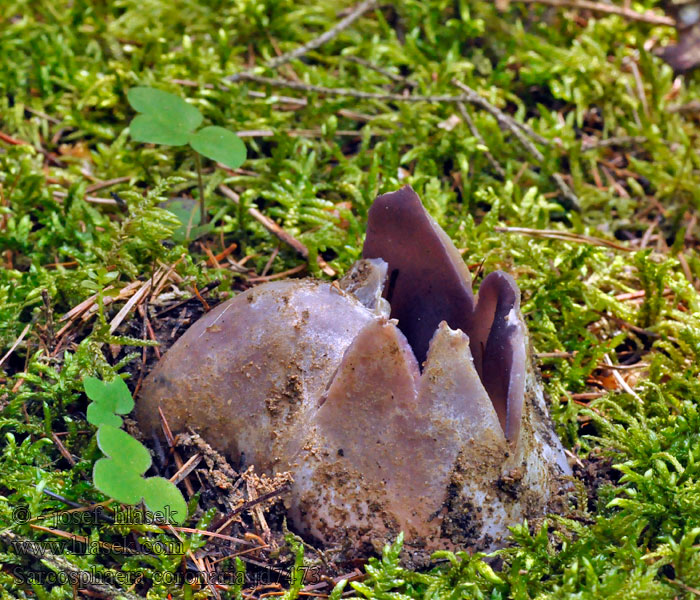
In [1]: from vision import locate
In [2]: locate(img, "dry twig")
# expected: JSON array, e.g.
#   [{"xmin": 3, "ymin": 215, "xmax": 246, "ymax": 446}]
[
  {"xmin": 247, "ymin": 264, "xmax": 307, "ymax": 283},
  {"xmin": 212, "ymin": 483, "xmax": 292, "ymax": 535},
  {"xmin": 227, "ymin": 0, "xmax": 379, "ymax": 83},
  {"xmin": 229, "ymin": 72, "xmax": 497, "ymax": 105},
  {"xmin": 343, "ymin": 55, "xmax": 417, "ymax": 87},
  {"xmin": 234, "ymin": 128, "xmax": 387, "ymax": 138},
  {"xmin": 581, "ymin": 135, "xmax": 648, "ymax": 151},
  {"xmin": 451, "ymin": 79, "xmax": 553, "ymax": 147},
  {"xmin": 0, "ymin": 323, "xmax": 31, "ymax": 370},
  {"xmin": 232, "ymin": 74, "xmax": 581, "ymax": 208},
  {"xmin": 217, "ymin": 184, "xmax": 335, "ymax": 276},
  {"xmin": 451, "ymin": 79, "xmax": 580, "ymax": 210},
  {"xmin": 169, "ymin": 453, "xmax": 203, "ymax": 486},
  {"xmin": 494, "ymin": 226, "xmax": 633, "ymax": 251},
  {"xmin": 454, "ymin": 101, "xmax": 505, "ymax": 178},
  {"xmin": 85, "ymin": 176, "xmax": 132, "ymax": 194},
  {"xmin": 53, "ymin": 190, "xmax": 118, "ymax": 206},
  {"xmin": 517, "ymin": 0, "xmax": 674, "ymax": 26},
  {"xmin": 158, "ymin": 407, "xmax": 196, "ymax": 497},
  {"xmin": 603, "ymin": 354, "xmax": 643, "ymax": 403}
]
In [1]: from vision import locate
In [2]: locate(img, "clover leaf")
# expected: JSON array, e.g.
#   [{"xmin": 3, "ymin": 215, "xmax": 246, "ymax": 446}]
[
  {"xmin": 141, "ymin": 476, "xmax": 188, "ymax": 523},
  {"xmin": 86, "ymin": 403, "xmax": 123, "ymax": 428},
  {"xmin": 126, "ymin": 87, "xmax": 246, "ymax": 167},
  {"xmin": 84, "ymin": 376, "xmax": 134, "ymax": 428},
  {"xmin": 84, "ymin": 377, "xmax": 188, "ymax": 525},
  {"xmin": 96, "ymin": 424, "xmax": 152, "ymax": 472},
  {"xmin": 126, "ymin": 86, "xmax": 247, "ymax": 228},
  {"xmin": 127, "ymin": 87, "xmax": 202, "ymax": 146},
  {"xmin": 93, "ymin": 457, "xmax": 145, "ymax": 505},
  {"xmin": 189, "ymin": 125, "xmax": 247, "ymax": 169}
]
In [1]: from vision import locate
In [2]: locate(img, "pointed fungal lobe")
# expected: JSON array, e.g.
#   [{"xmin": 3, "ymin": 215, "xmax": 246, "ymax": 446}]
[
  {"xmin": 471, "ymin": 271, "xmax": 526, "ymax": 442},
  {"xmin": 362, "ymin": 185, "xmax": 475, "ymax": 365}
]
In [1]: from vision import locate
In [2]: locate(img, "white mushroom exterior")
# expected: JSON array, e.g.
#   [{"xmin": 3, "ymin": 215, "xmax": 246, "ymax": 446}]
[{"xmin": 137, "ymin": 186, "xmax": 572, "ymax": 557}]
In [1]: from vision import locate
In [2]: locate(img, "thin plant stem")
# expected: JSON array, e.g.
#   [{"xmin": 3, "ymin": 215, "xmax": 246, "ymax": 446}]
[{"xmin": 194, "ymin": 152, "xmax": 207, "ymax": 225}]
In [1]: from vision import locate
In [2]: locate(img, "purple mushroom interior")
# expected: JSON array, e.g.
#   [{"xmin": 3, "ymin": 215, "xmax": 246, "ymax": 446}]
[{"xmin": 362, "ymin": 185, "xmax": 525, "ymax": 441}]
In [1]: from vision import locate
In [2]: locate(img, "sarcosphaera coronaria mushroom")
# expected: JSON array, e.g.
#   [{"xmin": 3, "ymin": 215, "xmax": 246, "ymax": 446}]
[{"xmin": 137, "ymin": 185, "xmax": 572, "ymax": 557}]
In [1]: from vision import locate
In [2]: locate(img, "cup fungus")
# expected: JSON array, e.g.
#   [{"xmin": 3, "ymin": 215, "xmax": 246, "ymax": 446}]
[{"xmin": 137, "ymin": 185, "xmax": 572, "ymax": 557}]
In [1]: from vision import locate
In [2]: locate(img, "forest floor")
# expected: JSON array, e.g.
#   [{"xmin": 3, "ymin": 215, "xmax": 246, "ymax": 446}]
[{"xmin": 2, "ymin": 1, "xmax": 700, "ymax": 598}]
